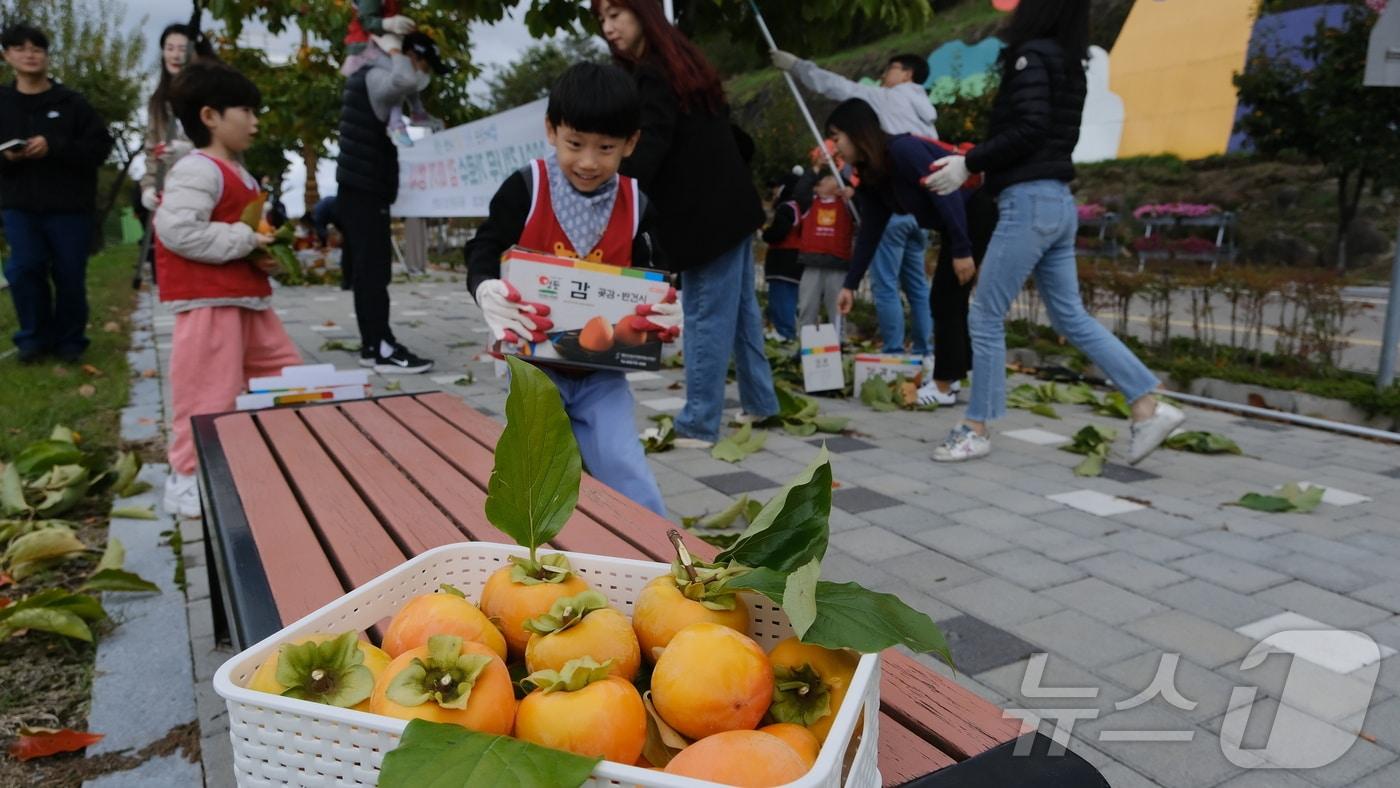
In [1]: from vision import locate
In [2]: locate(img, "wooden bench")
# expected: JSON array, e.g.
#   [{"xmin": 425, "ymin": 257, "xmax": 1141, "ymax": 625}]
[{"xmin": 194, "ymin": 392, "xmax": 1100, "ymax": 785}]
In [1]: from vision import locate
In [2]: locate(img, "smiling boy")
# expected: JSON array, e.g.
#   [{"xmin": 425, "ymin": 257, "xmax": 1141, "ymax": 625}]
[{"xmin": 464, "ymin": 62, "xmax": 677, "ymax": 517}]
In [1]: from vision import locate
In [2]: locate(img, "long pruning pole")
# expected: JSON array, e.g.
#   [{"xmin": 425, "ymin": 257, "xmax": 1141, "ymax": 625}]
[{"xmin": 746, "ymin": 0, "xmax": 857, "ymax": 222}]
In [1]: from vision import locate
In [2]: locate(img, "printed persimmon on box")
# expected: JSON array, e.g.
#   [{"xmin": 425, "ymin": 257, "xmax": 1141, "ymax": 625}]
[{"xmin": 500, "ymin": 247, "xmax": 673, "ymax": 373}]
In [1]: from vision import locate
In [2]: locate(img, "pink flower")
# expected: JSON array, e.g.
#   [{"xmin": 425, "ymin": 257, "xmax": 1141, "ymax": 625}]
[
  {"xmin": 1077, "ymin": 203, "xmax": 1107, "ymax": 221},
  {"xmin": 1132, "ymin": 202, "xmax": 1221, "ymax": 219}
]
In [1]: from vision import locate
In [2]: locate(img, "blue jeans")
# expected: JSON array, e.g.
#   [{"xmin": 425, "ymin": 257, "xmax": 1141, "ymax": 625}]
[
  {"xmin": 676, "ymin": 238, "xmax": 779, "ymax": 442},
  {"xmin": 2, "ymin": 210, "xmax": 93, "ymax": 356},
  {"xmin": 766, "ymin": 279, "xmax": 799, "ymax": 342},
  {"xmin": 869, "ymin": 213, "xmax": 932, "ymax": 356},
  {"xmin": 541, "ymin": 367, "xmax": 667, "ymax": 517},
  {"xmin": 967, "ymin": 181, "xmax": 1159, "ymax": 423}
]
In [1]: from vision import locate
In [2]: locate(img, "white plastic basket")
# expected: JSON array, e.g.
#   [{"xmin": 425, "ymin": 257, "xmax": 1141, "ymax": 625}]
[{"xmin": 213, "ymin": 542, "xmax": 882, "ymax": 787}]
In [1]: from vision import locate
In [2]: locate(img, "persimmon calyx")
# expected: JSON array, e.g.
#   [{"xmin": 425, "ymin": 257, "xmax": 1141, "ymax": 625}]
[
  {"xmin": 769, "ymin": 663, "xmax": 833, "ymax": 727},
  {"xmin": 522, "ymin": 589, "xmax": 611, "ymax": 636},
  {"xmin": 273, "ymin": 631, "xmax": 373, "ymax": 708},
  {"xmin": 522, "ymin": 656, "xmax": 614, "ymax": 693},
  {"xmin": 508, "ymin": 552, "xmax": 575, "ymax": 586},
  {"xmin": 385, "ymin": 634, "xmax": 492, "ymax": 710}
]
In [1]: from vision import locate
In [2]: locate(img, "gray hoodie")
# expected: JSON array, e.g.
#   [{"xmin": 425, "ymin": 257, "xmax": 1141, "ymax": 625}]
[{"xmin": 790, "ymin": 58, "xmax": 939, "ymax": 139}]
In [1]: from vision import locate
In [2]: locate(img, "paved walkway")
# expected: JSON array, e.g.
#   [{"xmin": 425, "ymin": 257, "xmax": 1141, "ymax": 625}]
[{"xmin": 146, "ymin": 273, "xmax": 1400, "ymax": 788}]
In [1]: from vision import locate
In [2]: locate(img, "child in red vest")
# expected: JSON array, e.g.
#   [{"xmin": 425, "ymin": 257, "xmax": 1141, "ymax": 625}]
[
  {"xmin": 760, "ymin": 171, "xmax": 802, "ymax": 342},
  {"xmin": 796, "ymin": 171, "xmax": 856, "ymax": 339},
  {"xmin": 463, "ymin": 63, "xmax": 676, "ymax": 517},
  {"xmin": 154, "ymin": 62, "xmax": 301, "ymax": 518}
]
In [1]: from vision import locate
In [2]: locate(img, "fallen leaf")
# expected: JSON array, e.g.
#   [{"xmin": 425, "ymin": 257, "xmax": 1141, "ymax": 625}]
[
  {"xmin": 667, "ymin": 381, "xmax": 683, "ymax": 390},
  {"xmin": 0, "ymin": 573, "xmax": 11, "ymax": 589},
  {"xmin": 322, "ymin": 320, "xmax": 337, "ymax": 327},
  {"xmin": 0, "ymin": 597, "xmax": 10, "ymax": 608},
  {"xmin": 141, "ymin": 369, "xmax": 158, "ymax": 379},
  {"xmin": 52, "ymin": 367, "xmax": 70, "ymax": 377},
  {"xmin": 8, "ymin": 728, "xmax": 104, "ymax": 761},
  {"xmin": 102, "ymin": 321, "xmax": 121, "ymax": 332},
  {"xmin": 77, "ymin": 384, "xmax": 97, "ymax": 398},
  {"xmin": 81, "ymin": 365, "xmax": 102, "ymax": 377}
]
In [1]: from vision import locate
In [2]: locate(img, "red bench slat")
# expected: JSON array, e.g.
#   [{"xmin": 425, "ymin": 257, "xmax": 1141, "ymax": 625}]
[
  {"xmin": 214, "ymin": 413, "xmax": 347, "ymax": 622},
  {"xmin": 255, "ymin": 409, "xmax": 408, "ymax": 587},
  {"xmin": 417, "ymin": 392, "xmax": 699, "ymax": 562},
  {"xmin": 339, "ymin": 400, "xmax": 513, "ymax": 545},
  {"xmin": 376, "ymin": 396, "xmax": 640, "ymax": 559},
  {"xmin": 880, "ymin": 650, "xmax": 1026, "ymax": 759},
  {"xmin": 879, "ymin": 711, "xmax": 958, "ymax": 785},
  {"xmin": 299, "ymin": 405, "xmax": 467, "ymax": 554}
]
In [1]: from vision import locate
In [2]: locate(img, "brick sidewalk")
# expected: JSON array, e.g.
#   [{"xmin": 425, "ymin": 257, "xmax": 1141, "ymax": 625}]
[{"xmin": 155, "ymin": 273, "xmax": 1400, "ymax": 788}]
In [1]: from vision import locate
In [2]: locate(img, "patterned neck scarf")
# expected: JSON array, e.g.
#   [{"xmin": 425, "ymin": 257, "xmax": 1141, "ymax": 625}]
[{"xmin": 545, "ymin": 155, "xmax": 618, "ymax": 258}]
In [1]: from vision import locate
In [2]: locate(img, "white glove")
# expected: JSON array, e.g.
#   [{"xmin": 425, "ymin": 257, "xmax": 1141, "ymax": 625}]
[
  {"xmin": 628, "ymin": 287, "xmax": 682, "ymax": 341},
  {"xmin": 475, "ymin": 279, "xmax": 553, "ymax": 345},
  {"xmin": 380, "ymin": 15, "xmax": 416, "ymax": 35},
  {"xmin": 770, "ymin": 49, "xmax": 799, "ymax": 72},
  {"xmin": 141, "ymin": 187, "xmax": 158, "ymax": 212},
  {"xmin": 924, "ymin": 155, "xmax": 970, "ymax": 196},
  {"xmin": 371, "ymin": 33, "xmax": 402, "ymax": 54}
]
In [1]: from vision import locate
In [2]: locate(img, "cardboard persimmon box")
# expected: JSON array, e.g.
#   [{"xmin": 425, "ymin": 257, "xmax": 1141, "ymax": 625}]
[{"xmin": 500, "ymin": 246, "xmax": 673, "ymax": 372}]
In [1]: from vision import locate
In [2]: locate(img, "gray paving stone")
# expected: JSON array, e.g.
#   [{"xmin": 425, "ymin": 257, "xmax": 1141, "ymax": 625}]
[
  {"xmin": 1123, "ymin": 611, "xmax": 1257, "ymax": 669},
  {"xmin": 908, "ymin": 524, "xmax": 1014, "ymax": 561},
  {"xmin": 1082, "ymin": 705, "xmax": 1245, "ymax": 787},
  {"xmin": 977, "ymin": 654, "xmax": 1129, "ymax": 715},
  {"xmin": 1014, "ymin": 610, "xmax": 1153, "ymax": 668},
  {"xmin": 1099, "ymin": 463, "xmax": 1160, "ymax": 483},
  {"xmin": 937, "ymin": 614, "xmax": 1040, "ymax": 675},
  {"xmin": 1101, "ymin": 528, "xmax": 1202, "ymax": 563},
  {"xmin": 1099, "ymin": 650, "xmax": 1248, "ymax": 724},
  {"xmin": 1354, "ymin": 760, "xmax": 1400, "ymax": 788},
  {"xmin": 1034, "ymin": 508, "xmax": 1120, "ymax": 538},
  {"xmin": 1205, "ymin": 698, "xmax": 1397, "ymax": 787},
  {"xmin": 947, "ymin": 506, "xmax": 1041, "ymax": 535},
  {"xmin": 1074, "ymin": 551, "xmax": 1190, "ymax": 593},
  {"xmin": 974, "ymin": 549, "xmax": 1086, "ymax": 591},
  {"xmin": 859, "ymin": 504, "xmax": 949, "ymax": 534},
  {"xmin": 1260, "ymin": 552, "xmax": 1381, "ymax": 595},
  {"xmin": 806, "ymin": 435, "xmax": 876, "ymax": 453},
  {"xmin": 1093, "ymin": 761, "xmax": 1166, "ymax": 787},
  {"xmin": 695, "ymin": 470, "xmax": 776, "ymax": 495},
  {"xmin": 880, "ymin": 551, "xmax": 987, "ymax": 593},
  {"xmin": 829, "ymin": 526, "xmax": 923, "ymax": 564},
  {"xmin": 1169, "ymin": 552, "xmax": 1290, "ymax": 595},
  {"xmin": 1155, "ymin": 579, "xmax": 1285, "ymax": 629},
  {"xmin": 939, "ymin": 577, "xmax": 1065, "ymax": 625},
  {"xmin": 1255, "ymin": 581, "xmax": 1393, "ymax": 629},
  {"xmin": 1212, "ymin": 771, "xmax": 1317, "ymax": 788},
  {"xmin": 1355, "ymin": 582, "xmax": 1400, "ymax": 615},
  {"xmin": 84, "ymin": 753, "xmax": 203, "ymax": 788},
  {"xmin": 1266, "ymin": 532, "xmax": 1378, "ymax": 568},
  {"xmin": 1114, "ymin": 507, "xmax": 1214, "ymax": 538},
  {"xmin": 1043, "ymin": 577, "xmax": 1167, "ymax": 625},
  {"xmin": 820, "ymin": 550, "xmax": 894, "ymax": 589},
  {"xmin": 1345, "ymin": 532, "xmax": 1400, "ymax": 560},
  {"xmin": 1005, "ymin": 525, "xmax": 1114, "ymax": 563},
  {"xmin": 830, "ymin": 485, "xmax": 903, "ymax": 514},
  {"xmin": 1183, "ymin": 530, "xmax": 1290, "ymax": 563}
]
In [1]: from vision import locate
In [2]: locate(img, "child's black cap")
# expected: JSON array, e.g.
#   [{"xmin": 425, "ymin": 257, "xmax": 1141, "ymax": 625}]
[{"xmin": 403, "ymin": 31, "xmax": 449, "ymax": 75}]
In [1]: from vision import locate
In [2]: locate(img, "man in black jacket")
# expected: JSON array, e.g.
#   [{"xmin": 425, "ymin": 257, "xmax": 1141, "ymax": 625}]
[{"xmin": 1, "ymin": 23, "xmax": 112, "ymax": 364}]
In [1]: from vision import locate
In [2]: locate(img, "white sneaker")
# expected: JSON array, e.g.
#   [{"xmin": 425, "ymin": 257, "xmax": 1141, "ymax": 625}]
[
  {"xmin": 1127, "ymin": 401, "xmax": 1185, "ymax": 465},
  {"xmin": 932, "ymin": 425, "xmax": 990, "ymax": 462},
  {"xmin": 732, "ymin": 411, "xmax": 772, "ymax": 426},
  {"xmin": 163, "ymin": 472, "xmax": 202, "ymax": 519},
  {"xmin": 674, "ymin": 436, "xmax": 715, "ymax": 450},
  {"xmin": 916, "ymin": 380, "xmax": 957, "ymax": 407}
]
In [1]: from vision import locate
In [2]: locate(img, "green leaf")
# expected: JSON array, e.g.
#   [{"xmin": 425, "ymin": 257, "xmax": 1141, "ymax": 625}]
[
  {"xmin": 1059, "ymin": 383, "xmax": 1100, "ymax": 405},
  {"xmin": 1094, "ymin": 392, "xmax": 1133, "ymax": 419},
  {"xmin": 711, "ymin": 422, "xmax": 768, "ymax": 463},
  {"xmin": 95, "ymin": 538, "xmax": 123, "ymax": 573},
  {"xmin": 1028, "ymin": 403, "xmax": 1061, "ymax": 419},
  {"xmin": 782, "ymin": 420, "xmax": 819, "ymax": 437},
  {"xmin": 774, "ymin": 386, "xmax": 809, "ymax": 419},
  {"xmin": 859, "ymin": 377, "xmax": 899, "ymax": 412},
  {"xmin": 379, "ymin": 720, "xmax": 600, "ymax": 788},
  {"xmin": 108, "ymin": 452, "xmax": 142, "ymax": 497},
  {"xmin": 1231, "ymin": 493, "xmax": 1295, "ymax": 513},
  {"xmin": 1073, "ymin": 454, "xmax": 1105, "ymax": 477},
  {"xmin": 0, "ymin": 607, "xmax": 93, "ymax": 642},
  {"xmin": 485, "ymin": 357, "xmax": 582, "ymax": 560},
  {"xmin": 4, "ymin": 526, "xmax": 86, "ymax": 581},
  {"xmin": 1164, "ymin": 431, "xmax": 1242, "ymax": 455},
  {"xmin": 49, "ymin": 426, "xmax": 78, "ymax": 444},
  {"xmin": 1061, "ymin": 425, "xmax": 1118, "ymax": 456},
  {"xmin": 716, "ymin": 448, "xmax": 831, "ymax": 573},
  {"xmin": 110, "ymin": 506, "xmax": 158, "ymax": 521},
  {"xmin": 682, "ymin": 496, "xmax": 750, "ymax": 532},
  {"xmin": 1279, "ymin": 482, "xmax": 1324, "ymax": 514},
  {"xmin": 14, "ymin": 440, "xmax": 86, "ymax": 478},
  {"xmin": 781, "ymin": 559, "xmax": 821, "ymax": 638},
  {"xmin": 813, "ymin": 416, "xmax": 849, "ymax": 433},
  {"xmin": 640, "ymin": 690, "xmax": 689, "ymax": 767},
  {"xmin": 641, "ymin": 415, "xmax": 676, "ymax": 454},
  {"xmin": 30, "ymin": 465, "xmax": 91, "ymax": 517},
  {"xmin": 696, "ymin": 532, "xmax": 743, "ymax": 549},
  {"xmin": 731, "ymin": 573, "xmax": 952, "ymax": 667},
  {"xmin": 80, "ymin": 569, "xmax": 160, "ymax": 594},
  {"xmin": 1, "ymin": 464, "xmax": 31, "ymax": 516}
]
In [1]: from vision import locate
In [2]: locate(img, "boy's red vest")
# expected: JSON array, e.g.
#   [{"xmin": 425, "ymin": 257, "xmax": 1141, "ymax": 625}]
[
  {"xmin": 798, "ymin": 196, "xmax": 854, "ymax": 260},
  {"xmin": 344, "ymin": 0, "xmax": 400, "ymax": 47},
  {"xmin": 768, "ymin": 201, "xmax": 802, "ymax": 251},
  {"xmin": 518, "ymin": 158, "xmax": 639, "ymax": 265},
  {"xmin": 155, "ymin": 154, "xmax": 272, "ymax": 303}
]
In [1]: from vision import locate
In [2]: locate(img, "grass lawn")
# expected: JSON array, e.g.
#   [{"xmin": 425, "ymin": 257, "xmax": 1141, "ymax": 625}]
[{"xmin": 0, "ymin": 243, "xmax": 139, "ymax": 459}]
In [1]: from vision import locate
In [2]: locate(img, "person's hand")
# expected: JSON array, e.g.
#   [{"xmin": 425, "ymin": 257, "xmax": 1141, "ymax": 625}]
[
  {"xmin": 253, "ymin": 232, "xmax": 275, "ymax": 246},
  {"xmin": 23, "ymin": 136, "xmax": 48, "ymax": 160},
  {"xmin": 924, "ymin": 155, "xmax": 969, "ymax": 196},
  {"xmin": 372, "ymin": 33, "xmax": 403, "ymax": 54},
  {"xmin": 3, "ymin": 148, "xmax": 24, "ymax": 162},
  {"xmin": 837, "ymin": 288, "xmax": 854, "ymax": 315},
  {"xmin": 770, "ymin": 49, "xmax": 799, "ymax": 72},
  {"xmin": 475, "ymin": 279, "xmax": 554, "ymax": 345},
  {"xmin": 953, "ymin": 256, "xmax": 976, "ymax": 285},
  {"xmin": 626, "ymin": 287, "xmax": 682, "ymax": 342},
  {"xmin": 251, "ymin": 255, "xmax": 280, "ymax": 274},
  {"xmin": 141, "ymin": 187, "xmax": 159, "ymax": 211},
  {"xmin": 381, "ymin": 15, "xmax": 416, "ymax": 34}
]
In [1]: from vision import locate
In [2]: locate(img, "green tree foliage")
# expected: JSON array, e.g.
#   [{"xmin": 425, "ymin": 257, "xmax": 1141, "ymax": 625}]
[
  {"xmin": 0, "ymin": 0, "xmax": 146, "ymax": 227},
  {"xmin": 484, "ymin": 35, "xmax": 605, "ymax": 113},
  {"xmin": 1233, "ymin": 2, "xmax": 1400, "ymax": 269}
]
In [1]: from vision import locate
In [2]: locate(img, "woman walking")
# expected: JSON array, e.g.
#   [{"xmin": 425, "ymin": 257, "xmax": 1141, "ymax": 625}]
[
  {"xmin": 924, "ymin": 0, "xmax": 1182, "ymax": 463},
  {"xmin": 593, "ymin": 0, "xmax": 778, "ymax": 448}
]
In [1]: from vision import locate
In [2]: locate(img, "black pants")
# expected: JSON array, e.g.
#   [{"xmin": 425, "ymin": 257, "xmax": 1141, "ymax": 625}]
[
  {"xmin": 337, "ymin": 186, "xmax": 395, "ymax": 352},
  {"xmin": 930, "ymin": 188, "xmax": 998, "ymax": 382}
]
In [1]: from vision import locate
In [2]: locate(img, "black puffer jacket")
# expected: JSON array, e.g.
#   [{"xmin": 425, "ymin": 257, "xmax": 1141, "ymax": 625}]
[
  {"xmin": 335, "ymin": 68, "xmax": 397, "ymax": 202},
  {"xmin": 0, "ymin": 81, "xmax": 112, "ymax": 213},
  {"xmin": 965, "ymin": 39, "xmax": 1086, "ymax": 196}
]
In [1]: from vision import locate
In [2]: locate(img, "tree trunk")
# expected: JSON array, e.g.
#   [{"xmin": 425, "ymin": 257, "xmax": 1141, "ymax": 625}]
[
  {"xmin": 302, "ymin": 143, "xmax": 320, "ymax": 217},
  {"xmin": 1335, "ymin": 168, "xmax": 1367, "ymax": 271},
  {"xmin": 93, "ymin": 137, "xmax": 139, "ymax": 252}
]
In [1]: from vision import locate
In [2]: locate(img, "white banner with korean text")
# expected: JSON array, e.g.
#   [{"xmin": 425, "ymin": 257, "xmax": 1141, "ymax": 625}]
[{"xmin": 390, "ymin": 98, "xmax": 549, "ymax": 218}]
